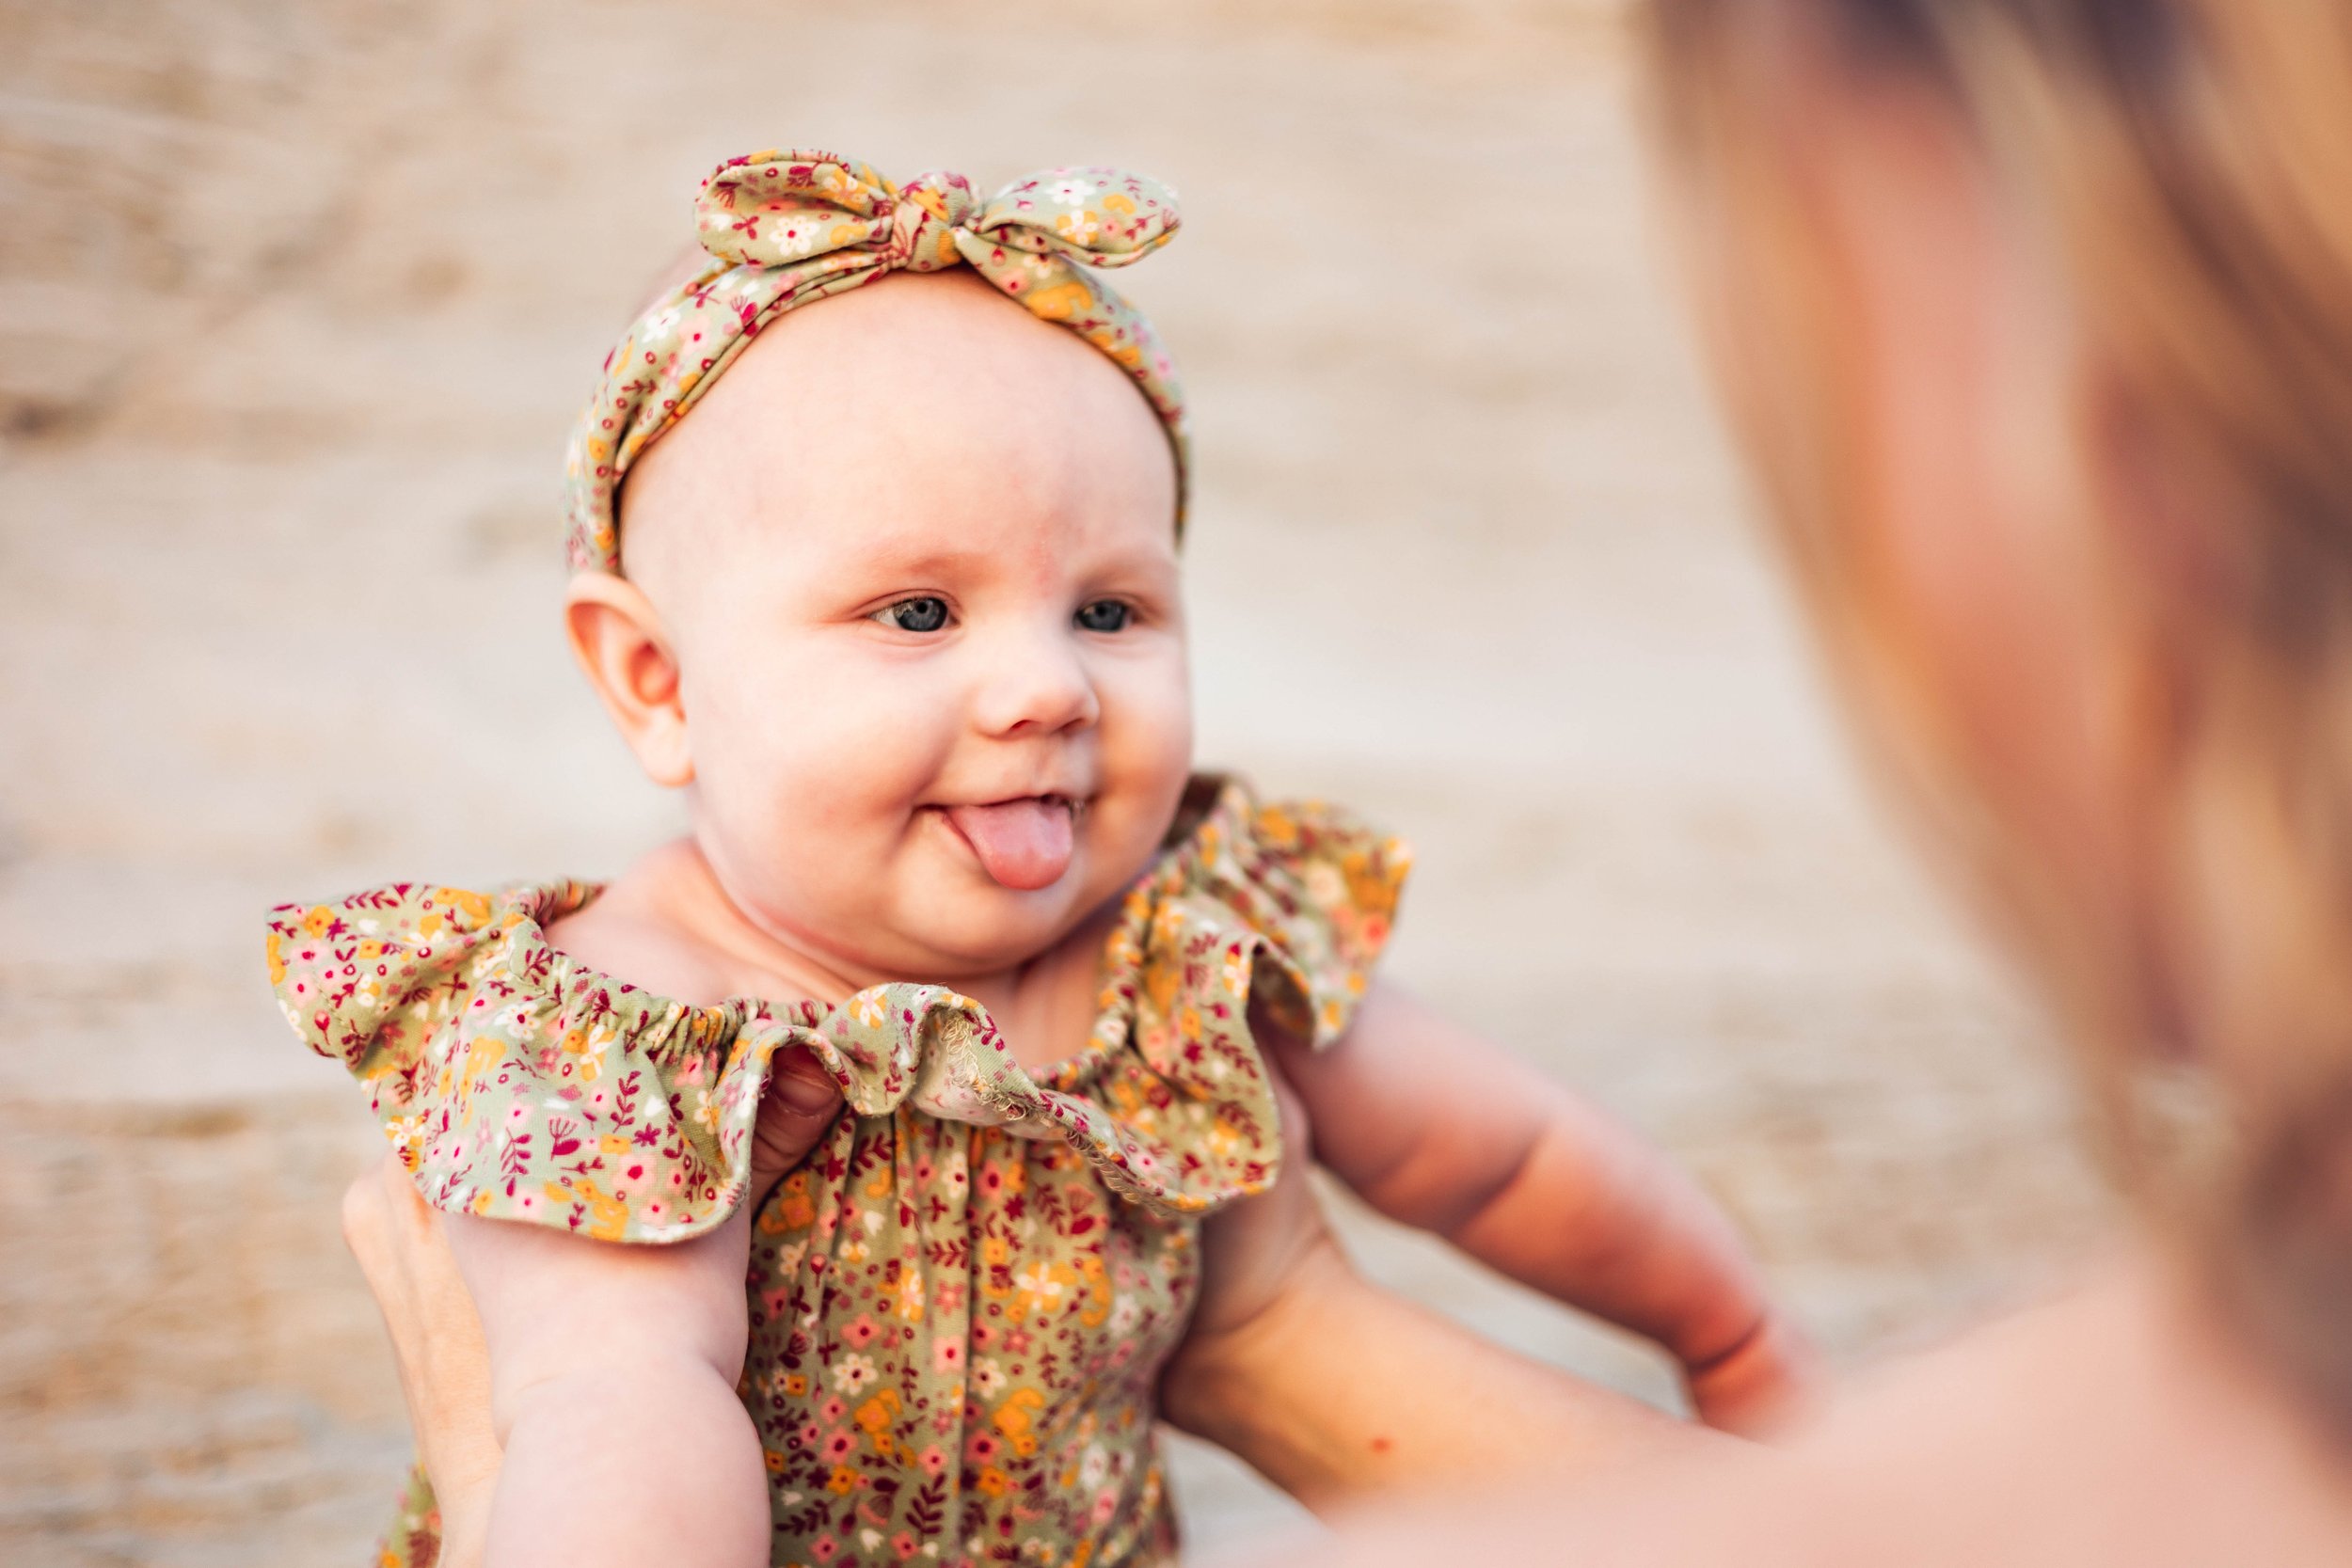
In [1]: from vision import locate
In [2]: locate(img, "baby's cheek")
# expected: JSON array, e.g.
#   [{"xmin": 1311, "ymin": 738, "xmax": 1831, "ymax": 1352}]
[
  {"xmin": 1091, "ymin": 655, "xmax": 1194, "ymax": 876},
  {"xmin": 1099, "ymin": 654, "xmax": 1193, "ymax": 795},
  {"xmin": 693, "ymin": 655, "xmax": 950, "ymax": 887}
]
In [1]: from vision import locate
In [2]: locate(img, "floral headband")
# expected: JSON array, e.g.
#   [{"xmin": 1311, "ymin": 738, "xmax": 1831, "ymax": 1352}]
[{"xmin": 563, "ymin": 149, "xmax": 1189, "ymax": 574}]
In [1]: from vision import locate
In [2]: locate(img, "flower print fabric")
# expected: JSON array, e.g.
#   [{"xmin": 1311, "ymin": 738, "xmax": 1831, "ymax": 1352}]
[{"xmin": 268, "ymin": 776, "xmax": 1408, "ymax": 1568}]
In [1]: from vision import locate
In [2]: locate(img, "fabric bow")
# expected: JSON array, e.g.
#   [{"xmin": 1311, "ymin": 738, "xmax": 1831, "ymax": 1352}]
[{"xmin": 564, "ymin": 149, "xmax": 1188, "ymax": 574}]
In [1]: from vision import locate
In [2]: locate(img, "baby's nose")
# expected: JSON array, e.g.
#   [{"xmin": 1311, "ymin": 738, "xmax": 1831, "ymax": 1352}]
[{"xmin": 972, "ymin": 626, "xmax": 1100, "ymax": 736}]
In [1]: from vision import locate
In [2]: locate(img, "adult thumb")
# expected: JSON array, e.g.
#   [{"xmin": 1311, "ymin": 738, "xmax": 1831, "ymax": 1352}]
[{"xmin": 750, "ymin": 1045, "xmax": 844, "ymax": 1207}]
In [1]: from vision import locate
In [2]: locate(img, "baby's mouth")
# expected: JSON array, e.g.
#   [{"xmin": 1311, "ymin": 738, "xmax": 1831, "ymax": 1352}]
[{"xmin": 938, "ymin": 795, "xmax": 1079, "ymax": 891}]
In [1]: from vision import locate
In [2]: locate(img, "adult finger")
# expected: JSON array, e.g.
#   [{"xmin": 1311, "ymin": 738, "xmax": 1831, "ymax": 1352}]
[
  {"xmin": 750, "ymin": 1044, "xmax": 846, "ymax": 1208},
  {"xmin": 342, "ymin": 1153, "xmax": 504, "ymax": 1544}
]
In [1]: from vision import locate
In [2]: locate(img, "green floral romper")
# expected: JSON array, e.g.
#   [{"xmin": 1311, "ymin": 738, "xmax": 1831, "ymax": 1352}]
[{"xmin": 267, "ymin": 777, "xmax": 1408, "ymax": 1568}]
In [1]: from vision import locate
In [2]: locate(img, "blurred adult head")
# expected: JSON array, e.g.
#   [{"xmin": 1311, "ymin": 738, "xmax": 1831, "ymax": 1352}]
[{"xmin": 1644, "ymin": 0, "xmax": 2352, "ymax": 1431}]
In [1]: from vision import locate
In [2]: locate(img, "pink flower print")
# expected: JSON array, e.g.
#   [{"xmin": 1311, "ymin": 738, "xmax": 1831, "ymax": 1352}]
[
  {"xmin": 843, "ymin": 1315, "xmax": 882, "ymax": 1350},
  {"xmin": 820, "ymin": 1395, "xmax": 848, "ymax": 1424},
  {"xmin": 917, "ymin": 1444, "xmax": 947, "ymax": 1479},
  {"xmin": 811, "ymin": 1538, "xmax": 837, "ymax": 1563},
  {"xmin": 934, "ymin": 1339, "xmax": 964, "ymax": 1374},
  {"xmin": 822, "ymin": 1427, "xmax": 856, "ymax": 1462}
]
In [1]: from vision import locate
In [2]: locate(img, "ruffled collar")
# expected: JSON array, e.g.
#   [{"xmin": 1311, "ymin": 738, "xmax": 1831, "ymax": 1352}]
[{"xmin": 268, "ymin": 773, "xmax": 1406, "ymax": 1229}]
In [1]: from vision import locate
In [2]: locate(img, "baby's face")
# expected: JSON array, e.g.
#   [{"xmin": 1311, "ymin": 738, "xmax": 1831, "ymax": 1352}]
[{"xmin": 618, "ymin": 273, "xmax": 1191, "ymax": 980}]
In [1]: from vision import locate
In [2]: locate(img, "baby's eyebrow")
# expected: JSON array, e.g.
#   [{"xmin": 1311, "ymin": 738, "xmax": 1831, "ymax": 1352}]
[{"xmin": 841, "ymin": 541, "xmax": 997, "ymax": 579}]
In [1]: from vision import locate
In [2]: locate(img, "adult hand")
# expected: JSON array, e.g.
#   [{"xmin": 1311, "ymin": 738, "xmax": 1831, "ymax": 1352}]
[
  {"xmin": 342, "ymin": 1152, "xmax": 504, "ymax": 1567},
  {"xmin": 339, "ymin": 1047, "xmax": 844, "ymax": 1566},
  {"xmin": 1158, "ymin": 1055, "xmax": 1359, "ymax": 1436},
  {"xmin": 1178, "ymin": 1068, "xmax": 1345, "ymax": 1351}
]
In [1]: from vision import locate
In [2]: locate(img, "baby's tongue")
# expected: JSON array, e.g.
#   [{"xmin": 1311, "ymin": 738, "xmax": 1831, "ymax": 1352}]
[{"xmin": 945, "ymin": 799, "xmax": 1074, "ymax": 891}]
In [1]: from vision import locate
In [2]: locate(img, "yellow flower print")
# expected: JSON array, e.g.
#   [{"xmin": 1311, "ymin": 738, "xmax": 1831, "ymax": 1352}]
[
  {"xmin": 1220, "ymin": 950, "xmax": 1251, "ymax": 997},
  {"xmin": 771, "ymin": 1171, "xmax": 816, "ymax": 1230},
  {"xmin": 264, "ymin": 932, "xmax": 287, "ymax": 987},
  {"xmin": 1013, "ymin": 1260, "xmax": 1078, "ymax": 1319},
  {"xmin": 854, "ymin": 1389, "xmax": 900, "ymax": 1461},
  {"xmin": 1074, "ymin": 1256, "xmax": 1112, "ymax": 1330},
  {"xmin": 432, "ymin": 887, "xmax": 490, "ymax": 927},
  {"xmin": 1025, "ymin": 280, "xmax": 1090, "ymax": 322},
  {"xmin": 992, "ymin": 1386, "xmax": 1047, "ymax": 1457},
  {"xmin": 850, "ymin": 991, "xmax": 891, "ymax": 1029},
  {"xmin": 301, "ymin": 905, "xmax": 334, "ymax": 938},
  {"xmin": 825, "ymin": 1465, "xmax": 859, "ymax": 1497}
]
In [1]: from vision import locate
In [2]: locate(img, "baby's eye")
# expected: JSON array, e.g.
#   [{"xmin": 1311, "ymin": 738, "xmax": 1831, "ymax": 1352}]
[
  {"xmin": 1074, "ymin": 599, "xmax": 1132, "ymax": 633},
  {"xmin": 874, "ymin": 596, "xmax": 950, "ymax": 633}
]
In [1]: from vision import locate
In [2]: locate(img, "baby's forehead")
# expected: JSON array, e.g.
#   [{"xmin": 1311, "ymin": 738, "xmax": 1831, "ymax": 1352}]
[{"xmin": 619, "ymin": 274, "xmax": 1179, "ymax": 581}]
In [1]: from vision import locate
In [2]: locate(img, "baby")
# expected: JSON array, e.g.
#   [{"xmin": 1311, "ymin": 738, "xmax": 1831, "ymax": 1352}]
[{"xmin": 269, "ymin": 151, "xmax": 1803, "ymax": 1568}]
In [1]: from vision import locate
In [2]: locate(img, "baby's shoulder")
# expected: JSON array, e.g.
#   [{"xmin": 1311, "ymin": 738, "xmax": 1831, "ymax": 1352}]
[{"xmin": 539, "ymin": 865, "xmax": 740, "ymax": 1011}]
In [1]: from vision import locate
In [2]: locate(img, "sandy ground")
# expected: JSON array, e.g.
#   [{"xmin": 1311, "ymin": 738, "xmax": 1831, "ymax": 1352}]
[{"xmin": 0, "ymin": 2, "xmax": 2112, "ymax": 1562}]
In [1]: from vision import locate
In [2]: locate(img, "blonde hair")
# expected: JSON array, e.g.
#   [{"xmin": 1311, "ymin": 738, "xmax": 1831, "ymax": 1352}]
[{"xmin": 1644, "ymin": 0, "xmax": 2352, "ymax": 1428}]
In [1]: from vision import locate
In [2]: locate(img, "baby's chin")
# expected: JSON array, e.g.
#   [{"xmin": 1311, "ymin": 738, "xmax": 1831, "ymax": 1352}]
[{"xmin": 883, "ymin": 876, "xmax": 1114, "ymax": 975}]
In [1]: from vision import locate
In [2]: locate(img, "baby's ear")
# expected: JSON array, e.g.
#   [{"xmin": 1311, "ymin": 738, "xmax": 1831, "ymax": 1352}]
[{"xmin": 564, "ymin": 572, "xmax": 693, "ymax": 788}]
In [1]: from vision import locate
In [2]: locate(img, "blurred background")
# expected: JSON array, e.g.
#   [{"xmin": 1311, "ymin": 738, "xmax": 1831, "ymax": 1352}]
[{"xmin": 0, "ymin": 1, "xmax": 2113, "ymax": 1562}]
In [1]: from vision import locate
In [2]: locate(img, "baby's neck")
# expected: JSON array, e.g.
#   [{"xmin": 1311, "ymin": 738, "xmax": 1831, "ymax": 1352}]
[{"xmin": 546, "ymin": 837, "xmax": 1115, "ymax": 1072}]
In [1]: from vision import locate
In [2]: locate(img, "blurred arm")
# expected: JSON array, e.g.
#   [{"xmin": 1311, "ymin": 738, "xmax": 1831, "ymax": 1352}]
[
  {"xmin": 1161, "ymin": 1227, "xmax": 1722, "ymax": 1513},
  {"xmin": 1277, "ymin": 982, "xmax": 1812, "ymax": 1432}
]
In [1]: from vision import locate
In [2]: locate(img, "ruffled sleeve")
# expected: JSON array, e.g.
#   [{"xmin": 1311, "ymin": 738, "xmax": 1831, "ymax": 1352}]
[
  {"xmin": 1064, "ymin": 779, "xmax": 1414, "ymax": 1213},
  {"xmin": 265, "ymin": 880, "xmax": 801, "ymax": 1243},
  {"xmin": 1180, "ymin": 785, "xmax": 1412, "ymax": 1047}
]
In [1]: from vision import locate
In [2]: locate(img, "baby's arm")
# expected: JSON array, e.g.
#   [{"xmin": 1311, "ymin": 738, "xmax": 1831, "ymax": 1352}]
[
  {"xmin": 443, "ymin": 1208, "xmax": 769, "ymax": 1568},
  {"xmin": 1272, "ymin": 982, "xmax": 1809, "ymax": 1433}
]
